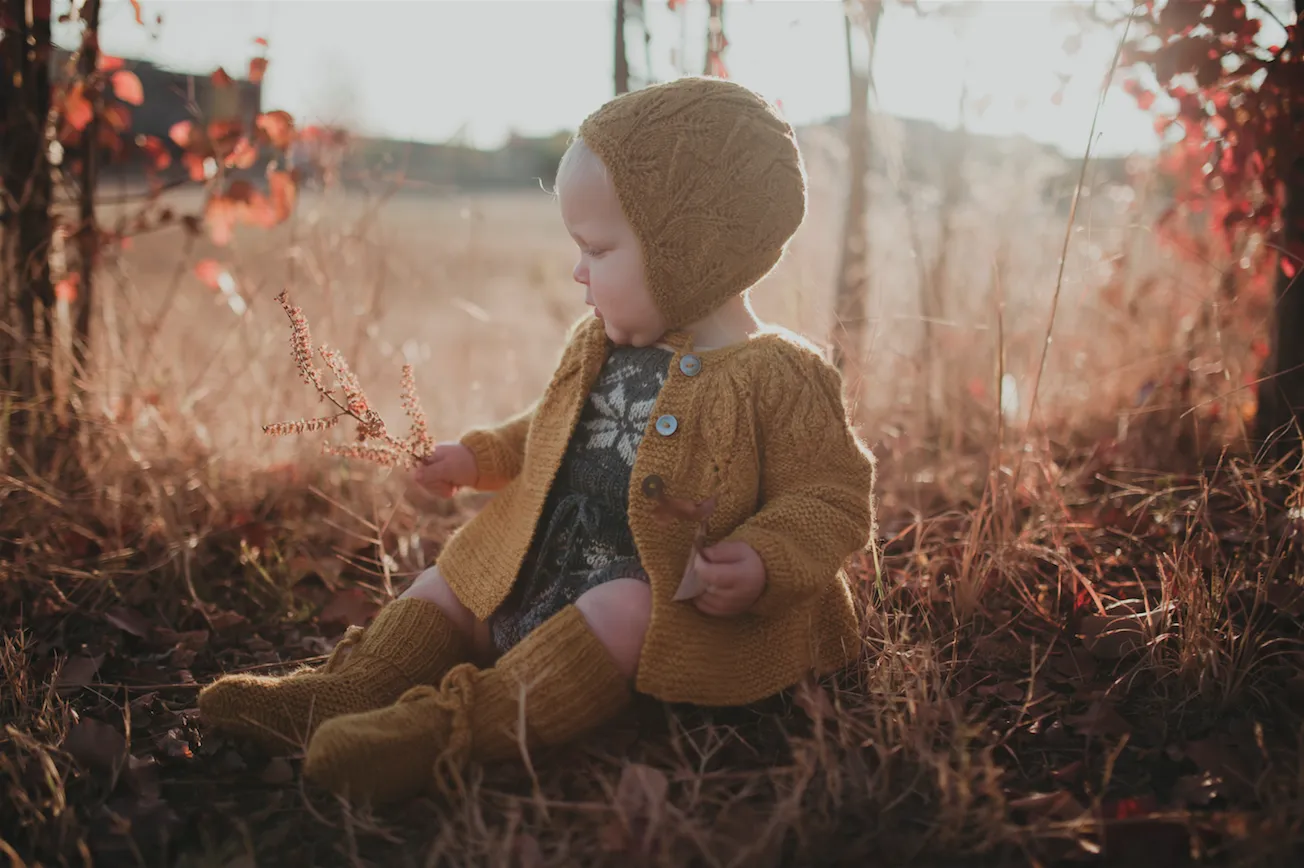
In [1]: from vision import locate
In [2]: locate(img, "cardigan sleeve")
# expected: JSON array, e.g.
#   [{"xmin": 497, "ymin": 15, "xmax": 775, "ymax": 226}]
[
  {"xmin": 458, "ymin": 314, "xmax": 592, "ymax": 490},
  {"xmin": 459, "ymin": 400, "xmax": 539, "ymax": 490},
  {"xmin": 723, "ymin": 348, "xmax": 877, "ymax": 619}
]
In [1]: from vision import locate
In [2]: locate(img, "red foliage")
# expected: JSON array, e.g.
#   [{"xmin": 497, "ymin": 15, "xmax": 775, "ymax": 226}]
[
  {"xmin": 110, "ymin": 70, "xmax": 144, "ymax": 106},
  {"xmin": 1127, "ymin": 0, "xmax": 1304, "ymax": 265}
]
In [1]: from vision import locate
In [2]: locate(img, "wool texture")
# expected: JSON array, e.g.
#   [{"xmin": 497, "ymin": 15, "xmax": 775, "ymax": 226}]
[
  {"xmin": 303, "ymin": 605, "xmax": 629, "ymax": 805},
  {"xmin": 450, "ymin": 314, "xmax": 878, "ymax": 707},
  {"xmin": 577, "ymin": 76, "xmax": 807, "ymax": 329},
  {"xmin": 197, "ymin": 598, "xmax": 468, "ymax": 751}
]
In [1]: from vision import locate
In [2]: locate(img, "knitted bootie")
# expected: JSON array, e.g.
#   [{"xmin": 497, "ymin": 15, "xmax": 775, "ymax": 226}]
[
  {"xmin": 198, "ymin": 598, "xmax": 468, "ymax": 752},
  {"xmin": 303, "ymin": 605, "xmax": 630, "ymax": 804}
]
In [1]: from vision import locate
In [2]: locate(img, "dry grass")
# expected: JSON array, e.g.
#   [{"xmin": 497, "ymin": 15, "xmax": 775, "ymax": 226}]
[{"xmin": 2, "ymin": 136, "xmax": 1302, "ymax": 866}]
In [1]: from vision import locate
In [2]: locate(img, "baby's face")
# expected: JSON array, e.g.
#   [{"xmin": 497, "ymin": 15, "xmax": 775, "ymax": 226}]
[{"xmin": 557, "ymin": 151, "xmax": 667, "ymax": 347}]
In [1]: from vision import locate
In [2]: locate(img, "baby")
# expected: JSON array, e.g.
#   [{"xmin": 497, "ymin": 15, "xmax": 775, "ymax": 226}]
[{"xmin": 199, "ymin": 76, "xmax": 878, "ymax": 805}]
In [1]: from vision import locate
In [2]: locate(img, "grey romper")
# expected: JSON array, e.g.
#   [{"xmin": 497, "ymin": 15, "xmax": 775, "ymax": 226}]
[{"xmin": 488, "ymin": 343, "xmax": 673, "ymax": 654}]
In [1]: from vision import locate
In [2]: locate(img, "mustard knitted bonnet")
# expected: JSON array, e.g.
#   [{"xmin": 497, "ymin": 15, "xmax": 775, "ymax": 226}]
[{"xmin": 577, "ymin": 77, "xmax": 807, "ymax": 329}]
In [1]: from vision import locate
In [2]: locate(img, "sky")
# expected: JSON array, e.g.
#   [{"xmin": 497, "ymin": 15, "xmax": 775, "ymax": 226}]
[{"xmin": 69, "ymin": 0, "xmax": 1288, "ymax": 158}]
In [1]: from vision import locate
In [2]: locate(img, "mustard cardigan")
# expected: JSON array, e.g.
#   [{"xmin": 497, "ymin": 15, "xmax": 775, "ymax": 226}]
[{"xmin": 439, "ymin": 315, "xmax": 877, "ymax": 706}]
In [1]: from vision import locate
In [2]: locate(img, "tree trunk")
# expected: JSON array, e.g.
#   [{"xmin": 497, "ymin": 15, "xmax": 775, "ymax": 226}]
[
  {"xmin": 1, "ymin": 0, "xmax": 56, "ymax": 464},
  {"xmin": 75, "ymin": 0, "xmax": 101, "ymax": 375},
  {"xmin": 1253, "ymin": 0, "xmax": 1304, "ymax": 463},
  {"xmin": 614, "ymin": 0, "xmax": 629, "ymax": 95},
  {"xmin": 1255, "ymin": 196, "xmax": 1304, "ymax": 462},
  {"xmin": 831, "ymin": 1, "xmax": 882, "ymax": 378}
]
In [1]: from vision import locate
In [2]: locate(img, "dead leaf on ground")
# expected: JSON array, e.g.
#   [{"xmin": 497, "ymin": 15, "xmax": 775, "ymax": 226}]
[
  {"xmin": 206, "ymin": 609, "xmax": 247, "ymax": 631},
  {"xmin": 1048, "ymin": 646, "xmax": 1098, "ymax": 683},
  {"xmin": 157, "ymin": 728, "xmax": 193, "ymax": 760},
  {"xmin": 977, "ymin": 681, "xmax": 1027, "ymax": 704},
  {"xmin": 56, "ymin": 654, "xmax": 104, "ymax": 692},
  {"xmin": 104, "ymin": 606, "xmax": 152, "ymax": 638},
  {"xmin": 64, "ymin": 718, "xmax": 127, "ymax": 773},
  {"xmin": 1080, "ymin": 598, "xmax": 1173, "ymax": 659},
  {"xmin": 1063, "ymin": 700, "xmax": 1132, "ymax": 737},
  {"xmin": 125, "ymin": 754, "xmax": 162, "ymax": 801},
  {"xmin": 1181, "ymin": 739, "xmax": 1256, "ymax": 800},
  {"xmin": 260, "ymin": 756, "xmax": 294, "ymax": 785},
  {"xmin": 1051, "ymin": 759, "xmax": 1085, "ymax": 784},
  {"xmin": 319, "ymin": 588, "xmax": 380, "ymax": 627},
  {"xmin": 155, "ymin": 628, "xmax": 210, "ymax": 651},
  {"xmin": 1008, "ymin": 790, "xmax": 1087, "ymax": 821}
]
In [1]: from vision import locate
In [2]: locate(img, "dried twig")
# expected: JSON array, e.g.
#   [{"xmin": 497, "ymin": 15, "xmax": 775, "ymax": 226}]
[{"xmin": 265, "ymin": 290, "xmax": 435, "ymax": 467}]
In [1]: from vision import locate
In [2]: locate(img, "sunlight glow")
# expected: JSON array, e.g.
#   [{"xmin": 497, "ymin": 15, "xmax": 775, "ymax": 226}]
[{"xmin": 87, "ymin": 0, "xmax": 1164, "ymax": 157}]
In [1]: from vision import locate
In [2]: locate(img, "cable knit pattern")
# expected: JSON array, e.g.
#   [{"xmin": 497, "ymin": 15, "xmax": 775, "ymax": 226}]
[
  {"xmin": 445, "ymin": 315, "xmax": 877, "ymax": 706},
  {"xmin": 577, "ymin": 76, "xmax": 806, "ymax": 329}
]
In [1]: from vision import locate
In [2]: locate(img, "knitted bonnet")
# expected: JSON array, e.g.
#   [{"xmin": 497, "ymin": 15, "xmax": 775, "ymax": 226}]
[{"xmin": 577, "ymin": 77, "xmax": 807, "ymax": 329}]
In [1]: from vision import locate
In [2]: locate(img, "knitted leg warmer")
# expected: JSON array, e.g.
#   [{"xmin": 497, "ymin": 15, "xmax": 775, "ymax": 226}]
[
  {"xmin": 198, "ymin": 598, "xmax": 468, "ymax": 752},
  {"xmin": 303, "ymin": 605, "xmax": 630, "ymax": 804}
]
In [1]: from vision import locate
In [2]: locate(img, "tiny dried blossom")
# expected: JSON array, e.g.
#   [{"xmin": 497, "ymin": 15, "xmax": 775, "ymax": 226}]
[
  {"xmin": 319, "ymin": 344, "xmax": 388, "ymax": 439},
  {"xmin": 401, "ymin": 363, "xmax": 434, "ymax": 459},
  {"xmin": 263, "ymin": 415, "xmax": 341, "ymax": 436},
  {"xmin": 276, "ymin": 290, "xmax": 326, "ymax": 394},
  {"xmin": 269, "ymin": 289, "xmax": 437, "ymax": 469},
  {"xmin": 321, "ymin": 440, "xmax": 407, "ymax": 466}
]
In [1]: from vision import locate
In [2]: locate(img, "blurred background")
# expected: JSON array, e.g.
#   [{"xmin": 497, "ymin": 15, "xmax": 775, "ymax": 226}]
[{"xmin": 6, "ymin": 0, "xmax": 1300, "ymax": 483}]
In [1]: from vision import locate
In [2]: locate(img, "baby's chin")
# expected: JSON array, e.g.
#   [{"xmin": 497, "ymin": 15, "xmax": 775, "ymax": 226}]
[{"xmin": 602, "ymin": 320, "xmax": 664, "ymax": 348}]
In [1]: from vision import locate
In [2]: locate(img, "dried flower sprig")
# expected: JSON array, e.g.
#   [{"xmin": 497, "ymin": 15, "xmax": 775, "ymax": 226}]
[{"xmin": 265, "ymin": 290, "xmax": 436, "ymax": 467}]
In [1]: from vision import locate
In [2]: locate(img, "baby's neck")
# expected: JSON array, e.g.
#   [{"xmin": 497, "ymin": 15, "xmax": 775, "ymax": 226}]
[{"xmin": 662, "ymin": 297, "xmax": 761, "ymax": 352}]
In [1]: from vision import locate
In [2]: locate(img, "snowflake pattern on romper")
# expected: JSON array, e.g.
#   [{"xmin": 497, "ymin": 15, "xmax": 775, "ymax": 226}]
[{"xmin": 488, "ymin": 343, "xmax": 673, "ymax": 654}]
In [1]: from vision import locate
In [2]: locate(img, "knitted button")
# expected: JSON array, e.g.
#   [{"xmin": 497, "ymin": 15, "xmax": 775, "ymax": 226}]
[
  {"xmin": 641, "ymin": 474, "xmax": 665, "ymax": 498},
  {"xmin": 655, "ymin": 414, "xmax": 678, "ymax": 436},
  {"xmin": 679, "ymin": 354, "xmax": 701, "ymax": 377}
]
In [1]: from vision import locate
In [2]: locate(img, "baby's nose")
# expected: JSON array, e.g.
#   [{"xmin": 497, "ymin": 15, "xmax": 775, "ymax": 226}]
[{"xmin": 573, "ymin": 261, "xmax": 588, "ymax": 285}]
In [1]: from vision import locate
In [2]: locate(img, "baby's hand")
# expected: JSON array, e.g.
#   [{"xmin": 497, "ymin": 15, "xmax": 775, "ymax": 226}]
[
  {"xmin": 691, "ymin": 541, "xmax": 766, "ymax": 617},
  {"xmin": 408, "ymin": 442, "xmax": 478, "ymax": 498}
]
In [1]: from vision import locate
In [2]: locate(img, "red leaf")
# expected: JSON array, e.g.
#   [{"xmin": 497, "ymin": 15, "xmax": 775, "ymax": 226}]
[
  {"xmin": 254, "ymin": 37, "xmax": 269, "ymax": 48},
  {"xmin": 255, "ymin": 110, "xmax": 295, "ymax": 150},
  {"xmin": 169, "ymin": 120, "xmax": 194, "ymax": 149},
  {"xmin": 98, "ymin": 55, "xmax": 125, "ymax": 72},
  {"xmin": 64, "ymin": 83, "xmax": 93, "ymax": 132},
  {"xmin": 111, "ymin": 70, "xmax": 144, "ymax": 106},
  {"xmin": 211, "ymin": 66, "xmax": 233, "ymax": 88},
  {"xmin": 136, "ymin": 134, "xmax": 171, "ymax": 171},
  {"xmin": 1283, "ymin": 257, "xmax": 1298, "ymax": 280},
  {"xmin": 194, "ymin": 259, "xmax": 224, "ymax": 289},
  {"xmin": 249, "ymin": 56, "xmax": 268, "ymax": 84},
  {"xmin": 183, "ymin": 152, "xmax": 209, "ymax": 182},
  {"xmin": 225, "ymin": 137, "xmax": 258, "ymax": 169},
  {"xmin": 54, "ymin": 275, "xmax": 79, "ymax": 303},
  {"xmin": 102, "ymin": 103, "xmax": 132, "ymax": 133},
  {"xmin": 129, "ymin": 0, "xmax": 143, "ymax": 25},
  {"xmin": 207, "ymin": 118, "xmax": 244, "ymax": 157}
]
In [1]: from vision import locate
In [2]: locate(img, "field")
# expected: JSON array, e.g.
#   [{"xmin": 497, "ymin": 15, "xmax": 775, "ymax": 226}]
[{"xmin": 3, "ymin": 131, "xmax": 1303, "ymax": 867}]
